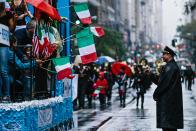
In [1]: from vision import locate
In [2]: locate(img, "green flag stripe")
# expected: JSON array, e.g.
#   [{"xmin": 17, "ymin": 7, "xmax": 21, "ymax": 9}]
[
  {"xmin": 77, "ymin": 34, "xmax": 94, "ymax": 48},
  {"xmin": 76, "ymin": 27, "xmax": 91, "ymax": 38},
  {"xmin": 74, "ymin": 3, "xmax": 88, "ymax": 12},
  {"xmin": 53, "ymin": 57, "xmax": 70, "ymax": 66}
]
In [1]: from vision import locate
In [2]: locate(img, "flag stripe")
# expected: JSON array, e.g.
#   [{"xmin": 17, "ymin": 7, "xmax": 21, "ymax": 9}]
[
  {"xmin": 90, "ymin": 27, "xmax": 105, "ymax": 37},
  {"xmin": 57, "ymin": 68, "xmax": 72, "ymax": 80},
  {"xmin": 80, "ymin": 17, "xmax": 92, "ymax": 24},
  {"xmin": 81, "ymin": 52, "xmax": 97, "ymax": 64},
  {"xmin": 53, "ymin": 57, "xmax": 70, "ymax": 66},
  {"xmin": 90, "ymin": 27, "xmax": 99, "ymax": 36},
  {"xmin": 74, "ymin": 3, "xmax": 88, "ymax": 12},
  {"xmin": 76, "ymin": 27, "xmax": 91, "ymax": 38},
  {"xmin": 77, "ymin": 34, "xmax": 94, "ymax": 48},
  {"xmin": 79, "ymin": 44, "xmax": 96, "ymax": 56},
  {"xmin": 32, "ymin": 35, "xmax": 40, "ymax": 58},
  {"xmin": 55, "ymin": 63, "xmax": 71, "ymax": 72},
  {"xmin": 72, "ymin": 0, "xmax": 88, "ymax": 3},
  {"xmin": 76, "ymin": 10, "xmax": 90, "ymax": 19}
]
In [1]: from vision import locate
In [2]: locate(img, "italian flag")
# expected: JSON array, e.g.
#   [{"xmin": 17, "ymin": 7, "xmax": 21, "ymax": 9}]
[
  {"xmin": 52, "ymin": 57, "xmax": 72, "ymax": 80},
  {"xmin": 90, "ymin": 27, "xmax": 105, "ymax": 37},
  {"xmin": 74, "ymin": 3, "xmax": 92, "ymax": 24},
  {"xmin": 91, "ymin": 86, "xmax": 102, "ymax": 97},
  {"xmin": 76, "ymin": 29, "xmax": 97, "ymax": 64}
]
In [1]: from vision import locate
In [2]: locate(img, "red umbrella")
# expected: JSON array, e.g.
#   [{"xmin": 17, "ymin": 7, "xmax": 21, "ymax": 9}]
[
  {"xmin": 26, "ymin": 0, "xmax": 62, "ymax": 21},
  {"xmin": 111, "ymin": 62, "xmax": 132, "ymax": 77}
]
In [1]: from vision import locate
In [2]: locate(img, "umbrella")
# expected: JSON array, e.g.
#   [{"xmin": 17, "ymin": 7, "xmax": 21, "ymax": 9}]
[
  {"xmin": 26, "ymin": 0, "xmax": 62, "ymax": 21},
  {"xmin": 111, "ymin": 62, "xmax": 132, "ymax": 77},
  {"xmin": 95, "ymin": 56, "xmax": 115, "ymax": 65}
]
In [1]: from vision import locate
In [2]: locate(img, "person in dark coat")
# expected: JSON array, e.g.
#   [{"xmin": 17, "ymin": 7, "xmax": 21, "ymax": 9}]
[
  {"xmin": 184, "ymin": 65, "xmax": 194, "ymax": 91},
  {"xmin": 150, "ymin": 46, "xmax": 183, "ymax": 131},
  {"xmin": 134, "ymin": 65, "xmax": 146, "ymax": 109}
]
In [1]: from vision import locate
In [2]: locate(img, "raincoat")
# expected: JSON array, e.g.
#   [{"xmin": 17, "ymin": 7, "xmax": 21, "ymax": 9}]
[{"xmin": 151, "ymin": 59, "xmax": 183, "ymax": 129}]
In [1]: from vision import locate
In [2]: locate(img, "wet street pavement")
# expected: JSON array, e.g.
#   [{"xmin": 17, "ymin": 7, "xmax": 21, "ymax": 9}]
[
  {"xmin": 71, "ymin": 80, "xmax": 196, "ymax": 131},
  {"xmin": 71, "ymin": 85, "xmax": 135, "ymax": 131}
]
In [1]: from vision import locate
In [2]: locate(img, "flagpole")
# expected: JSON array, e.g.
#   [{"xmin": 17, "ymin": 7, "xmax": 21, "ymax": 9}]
[{"xmin": 57, "ymin": 0, "xmax": 71, "ymax": 57}]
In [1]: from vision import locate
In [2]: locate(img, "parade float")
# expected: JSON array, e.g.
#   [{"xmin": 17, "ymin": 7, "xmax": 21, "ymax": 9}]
[
  {"xmin": 0, "ymin": 0, "xmax": 105, "ymax": 130},
  {"xmin": 0, "ymin": 0, "xmax": 74, "ymax": 130}
]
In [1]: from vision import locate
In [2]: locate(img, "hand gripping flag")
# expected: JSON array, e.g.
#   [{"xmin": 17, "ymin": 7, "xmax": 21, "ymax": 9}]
[
  {"xmin": 74, "ymin": 3, "xmax": 92, "ymax": 24},
  {"xmin": 52, "ymin": 57, "xmax": 73, "ymax": 80}
]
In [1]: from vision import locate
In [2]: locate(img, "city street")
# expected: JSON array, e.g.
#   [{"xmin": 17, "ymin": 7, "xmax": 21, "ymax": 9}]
[
  {"xmin": 71, "ymin": 84, "xmax": 135, "ymax": 131},
  {"xmin": 72, "ymin": 80, "xmax": 196, "ymax": 131},
  {"xmin": 1, "ymin": 0, "xmax": 196, "ymax": 130}
]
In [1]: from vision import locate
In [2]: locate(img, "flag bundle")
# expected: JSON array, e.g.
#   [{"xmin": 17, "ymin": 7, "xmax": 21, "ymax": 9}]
[
  {"xmin": 76, "ymin": 28, "xmax": 97, "ymax": 64},
  {"xmin": 73, "ymin": 3, "xmax": 105, "ymax": 64},
  {"xmin": 41, "ymin": 37, "xmax": 57, "ymax": 58},
  {"xmin": 73, "ymin": 3, "xmax": 105, "ymax": 37},
  {"xmin": 52, "ymin": 57, "xmax": 73, "ymax": 80},
  {"xmin": 32, "ymin": 25, "xmax": 57, "ymax": 59}
]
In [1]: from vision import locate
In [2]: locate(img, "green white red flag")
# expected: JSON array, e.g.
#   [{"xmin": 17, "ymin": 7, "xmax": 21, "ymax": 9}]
[
  {"xmin": 52, "ymin": 57, "xmax": 73, "ymax": 80},
  {"xmin": 74, "ymin": 3, "xmax": 92, "ymax": 24},
  {"xmin": 76, "ymin": 28, "xmax": 97, "ymax": 64},
  {"xmin": 90, "ymin": 27, "xmax": 105, "ymax": 37}
]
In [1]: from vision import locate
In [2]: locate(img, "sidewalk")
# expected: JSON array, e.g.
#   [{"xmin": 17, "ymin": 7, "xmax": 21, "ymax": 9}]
[
  {"xmin": 98, "ymin": 82, "xmax": 196, "ymax": 131},
  {"xmin": 191, "ymin": 79, "xmax": 196, "ymax": 100}
]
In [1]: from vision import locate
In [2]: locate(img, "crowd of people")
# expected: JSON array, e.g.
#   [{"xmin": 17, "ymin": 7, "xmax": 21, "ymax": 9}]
[
  {"xmin": 0, "ymin": 0, "xmax": 47, "ymax": 103},
  {"xmin": 0, "ymin": 1, "xmax": 195, "ymax": 117},
  {"xmin": 0, "ymin": 0, "xmax": 154, "ymax": 105},
  {"xmin": 72, "ymin": 60, "xmax": 153, "ymax": 110},
  {"xmin": 1, "ymin": 1, "xmax": 196, "ymax": 131}
]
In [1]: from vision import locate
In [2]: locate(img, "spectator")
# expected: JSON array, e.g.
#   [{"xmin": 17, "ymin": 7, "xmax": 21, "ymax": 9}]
[
  {"xmin": 14, "ymin": 18, "xmax": 36, "ymax": 60},
  {"xmin": 0, "ymin": 1, "xmax": 16, "ymax": 102},
  {"xmin": 116, "ymin": 67, "xmax": 128, "ymax": 107},
  {"xmin": 77, "ymin": 64, "xmax": 89, "ymax": 109},
  {"xmin": 104, "ymin": 63, "xmax": 114, "ymax": 105},
  {"xmin": 10, "ymin": 0, "xmax": 33, "ymax": 27},
  {"xmin": 134, "ymin": 65, "xmax": 146, "ymax": 109},
  {"xmin": 184, "ymin": 65, "xmax": 194, "ymax": 91},
  {"xmin": 8, "ymin": 35, "xmax": 42, "ymax": 100},
  {"xmin": 94, "ymin": 72, "xmax": 108, "ymax": 108}
]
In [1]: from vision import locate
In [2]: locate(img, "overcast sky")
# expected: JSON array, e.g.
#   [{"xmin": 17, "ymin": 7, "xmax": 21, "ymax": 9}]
[{"xmin": 162, "ymin": 0, "xmax": 185, "ymax": 45}]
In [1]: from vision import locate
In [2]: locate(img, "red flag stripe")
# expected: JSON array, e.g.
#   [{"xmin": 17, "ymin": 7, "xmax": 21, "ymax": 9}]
[
  {"xmin": 32, "ymin": 35, "xmax": 39, "ymax": 58},
  {"xmin": 80, "ymin": 52, "xmax": 97, "ymax": 64},
  {"xmin": 57, "ymin": 68, "xmax": 72, "ymax": 80},
  {"xmin": 80, "ymin": 17, "xmax": 92, "ymax": 24}
]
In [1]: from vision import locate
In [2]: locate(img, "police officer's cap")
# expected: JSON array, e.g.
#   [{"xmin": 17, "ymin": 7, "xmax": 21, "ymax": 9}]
[{"xmin": 162, "ymin": 46, "xmax": 176, "ymax": 57}]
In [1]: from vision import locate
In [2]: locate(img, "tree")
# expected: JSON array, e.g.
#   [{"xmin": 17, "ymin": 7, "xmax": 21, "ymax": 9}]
[
  {"xmin": 177, "ymin": 21, "xmax": 196, "ymax": 66},
  {"xmin": 177, "ymin": 20, "xmax": 196, "ymax": 41},
  {"xmin": 95, "ymin": 28, "xmax": 126, "ymax": 59}
]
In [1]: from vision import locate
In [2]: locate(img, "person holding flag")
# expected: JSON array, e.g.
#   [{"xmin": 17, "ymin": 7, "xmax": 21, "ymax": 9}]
[
  {"xmin": 116, "ymin": 67, "xmax": 128, "ymax": 107},
  {"xmin": 93, "ymin": 71, "xmax": 108, "ymax": 108}
]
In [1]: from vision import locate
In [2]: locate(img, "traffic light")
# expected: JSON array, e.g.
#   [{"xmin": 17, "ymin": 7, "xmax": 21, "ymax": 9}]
[{"xmin": 172, "ymin": 39, "xmax": 177, "ymax": 47}]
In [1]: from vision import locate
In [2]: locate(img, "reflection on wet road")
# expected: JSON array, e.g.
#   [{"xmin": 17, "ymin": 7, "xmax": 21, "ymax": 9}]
[{"xmin": 71, "ymin": 83, "xmax": 196, "ymax": 131}]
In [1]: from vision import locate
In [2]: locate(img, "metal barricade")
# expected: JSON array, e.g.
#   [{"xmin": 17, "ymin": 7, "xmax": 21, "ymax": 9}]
[{"xmin": 12, "ymin": 45, "xmax": 56, "ymax": 102}]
